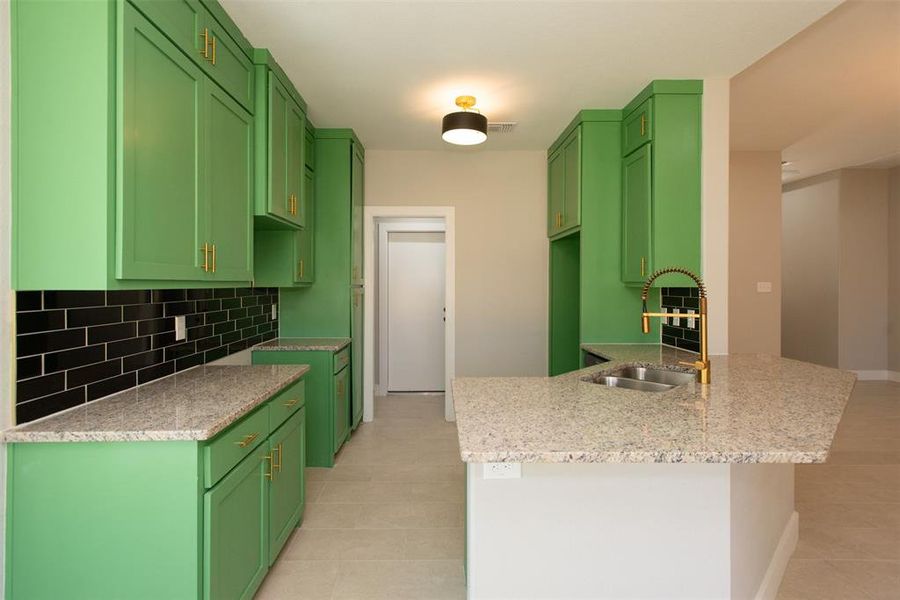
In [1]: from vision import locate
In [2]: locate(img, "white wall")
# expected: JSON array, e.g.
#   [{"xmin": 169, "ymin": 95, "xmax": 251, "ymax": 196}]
[
  {"xmin": 1, "ymin": 0, "xmax": 12, "ymax": 585},
  {"xmin": 365, "ymin": 151, "xmax": 548, "ymax": 377},
  {"xmin": 729, "ymin": 151, "xmax": 782, "ymax": 355},
  {"xmin": 782, "ymin": 173, "xmax": 841, "ymax": 367},
  {"xmin": 890, "ymin": 167, "xmax": 900, "ymax": 374},
  {"xmin": 703, "ymin": 79, "xmax": 731, "ymax": 355}
]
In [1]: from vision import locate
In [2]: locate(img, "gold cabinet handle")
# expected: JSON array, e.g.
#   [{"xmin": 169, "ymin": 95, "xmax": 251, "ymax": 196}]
[
  {"xmin": 200, "ymin": 243, "xmax": 209, "ymax": 272},
  {"xmin": 298, "ymin": 259, "xmax": 304, "ymax": 279},
  {"xmin": 211, "ymin": 35, "xmax": 217, "ymax": 65},
  {"xmin": 211, "ymin": 243, "xmax": 217, "ymax": 273},
  {"xmin": 264, "ymin": 451, "xmax": 274, "ymax": 480},
  {"xmin": 284, "ymin": 398, "xmax": 299, "ymax": 407},
  {"xmin": 640, "ymin": 257, "xmax": 646, "ymax": 277},
  {"xmin": 640, "ymin": 113, "xmax": 646, "ymax": 136},
  {"xmin": 200, "ymin": 28, "xmax": 210, "ymax": 60},
  {"xmin": 236, "ymin": 432, "xmax": 259, "ymax": 448},
  {"xmin": 273, "ymin": 443, "xmax": 283, "ymax": 472}
]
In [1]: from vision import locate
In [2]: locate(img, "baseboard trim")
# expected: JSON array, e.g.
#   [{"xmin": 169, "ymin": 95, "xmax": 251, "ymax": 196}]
[
  {"xmin": 853, "ymin": 370, "xmax": 900, "ymax": 381},
  {"xmin": 754, "ymin": 510, "xmax": 799, "ymax": 600}
]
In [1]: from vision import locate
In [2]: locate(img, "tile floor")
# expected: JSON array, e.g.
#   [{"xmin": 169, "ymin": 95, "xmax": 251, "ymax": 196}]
[
  {"xmin": 259, "ymin": 382, "xmax": 900, "ymax": 599},
  {"xmin": 257, "ymin": 394, "xmax": 467, "ymax": 600},
  {"xmin": 776, "ymin": 381, "xmax": 900, "ymax": 600}
]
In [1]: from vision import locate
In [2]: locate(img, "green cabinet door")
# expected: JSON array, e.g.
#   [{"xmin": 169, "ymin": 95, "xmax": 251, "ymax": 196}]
[
  {"xmin": 286, "ymin": 103, "xmax": 307, "ymax": 228},
  {"xmin": 333, "ymin": 367, "xmax": 350, "ymax": 453},
  {"xmin": 621, "ymin": 144, "xmax": 652, "ymax": 283},
  {"xmin": 350, "ymin": 144, "xmax": 364, "ymax": 284},
  {"xmin": 296, "ymin": 170, "xmax": 315, "ymax": 284},
  {"xmin": 562, "ymin": 129, "xmax": 581, "ymax": 232},
  {"xmin": 206, "ymin": 83, "xmax": 253, "ymax": 281},
  {"xmin": 203, "ymin": 446, "xmax": 270, "ymax": 600},
  {"xmin": 199, "ymin": 13, "xmax": 254, "ymax": 111},
  {"xmin": 547, "ymin": 147, "xmax": 565, "ymax": 237},
  {"xmin": 268, "ymin": 408, "xmax": 305, "ymax": 565},
  {"xmin": 267, "ymin": 76, "xmax": 290, "ymax": 222},
  {"xmin": 351, "ymin": 290, "xmax": 363, "ymax": 429},
  {"xmin": 119, "ymin": 4, "xmax": 205, "ymax": 280}
]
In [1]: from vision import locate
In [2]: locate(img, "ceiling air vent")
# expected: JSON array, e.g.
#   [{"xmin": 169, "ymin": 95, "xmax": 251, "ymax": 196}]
[{"xmin": 487, "ymin": 121, "xmax": 517, "ymax": 133}]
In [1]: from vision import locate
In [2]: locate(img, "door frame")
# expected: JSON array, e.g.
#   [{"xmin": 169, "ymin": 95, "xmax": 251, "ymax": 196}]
[
  {"xmin": 363, "ymin": 206, "xmax": 457, "ymax": 422},
  {"xmin": 378, "ymin": 220, "xmax": 447, "ymax": 396}
]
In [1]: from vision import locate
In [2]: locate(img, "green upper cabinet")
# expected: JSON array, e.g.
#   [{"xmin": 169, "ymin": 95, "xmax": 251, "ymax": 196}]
[
  {"xmin": 351, "ymin": 142, "xmax": 365, "ymax": 285},
  {"xmin": 621, "ymin": 144, "xmax": 652, "ymax": 283},
  {"xmin": 297, "ymin": 169, "xmax": 316, "ymax": 283},
  {"xmin": 622, "ymin": 98, "xmax": 652, "ymax": 156},
  {"xmin": 620, "ymin": 81, "xmax": 702, "ymax": 285},
  {"xmin": 12, "ymin": 0, "xmax": 254, "ymax": 290},
  {"xmin": 252, "ymin": 50, "xmax": 307, "ymax": 229},
  {"xmin": 205, "ymin": 83, "xmax": 254, "ymax": 281},
  {"xmin": 546, "ymin": 127, "xmax": 581, "ymax": 238},
  {"xmin": 198, "ymin": 8, "xmax": 253, "ymax": 111},
  {"xmin": 118, "ymin": 6, "xmax": 206, "ymax": 281}
]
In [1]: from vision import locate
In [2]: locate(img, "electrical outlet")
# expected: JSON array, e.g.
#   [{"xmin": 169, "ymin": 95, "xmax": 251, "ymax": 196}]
[
  {"xmin": 483, "ymin": 463, "xmax": 521, "ymax": 479},
  {"xmin": 271, "ymin": 303, "xmax": 277, "ymax": 320},
  {"xmin": 686, "ymin": 309, "xmax": 696, "ymax": 329},
  {"xmin": 756, "ymin": 281, "xmax": 773, "ymax": 293},
  {"xmin": 174, "ymin": 315, "xmax": 186, "ymax": 341}
]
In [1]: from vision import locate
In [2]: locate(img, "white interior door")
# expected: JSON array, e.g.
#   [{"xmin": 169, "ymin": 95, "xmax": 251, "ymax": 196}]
[{"xmin": 387, "ymin": 231, "xmax": 446, "ymax": 392}]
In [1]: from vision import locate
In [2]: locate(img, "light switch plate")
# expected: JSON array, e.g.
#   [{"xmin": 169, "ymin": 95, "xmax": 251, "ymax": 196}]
[
  {"xmin": 483, "ymin": 463, "xmax": 521, "ymax": 479},
  {"xmin": 174, "ymin": 315, "xmax": 186, "ymax": 341},
  {"xmin": 757, "ymin": 282, "xmax": 773, "ymax": 293}
]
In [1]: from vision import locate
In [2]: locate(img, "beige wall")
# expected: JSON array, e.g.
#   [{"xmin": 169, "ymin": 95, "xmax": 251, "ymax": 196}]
[
  {"xmin": 728, "ymin": 151, "xmax": 782, "ymax": 355},
  {"xmin": 889, "ymin": 167, "xmax": 900, "ymax": 373},
  {"xmin": 838, "ymin": 169, "xmax": 889, "ymax": 371},
  {"xmin": 365, "ymin": 150, "xmax": 548, "ymax": 377},
  {"xmin": 782, "ymin": 173, "xmax": 841, "ymax": 367}
]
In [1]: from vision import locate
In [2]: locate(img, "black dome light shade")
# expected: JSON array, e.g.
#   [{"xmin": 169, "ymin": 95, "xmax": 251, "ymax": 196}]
[{"xmin": 441, "ymin": 96, "xmax": 488, "ymax": 145}]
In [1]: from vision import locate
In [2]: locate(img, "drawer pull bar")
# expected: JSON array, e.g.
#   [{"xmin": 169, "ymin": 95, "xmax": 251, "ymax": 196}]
[
  {"xmin": 284, "ymin": 398, "xmax": 299, "ymax": 407},
  {"xmin": 273, "ymin": 443, "xmax": 283, "ymax": 472},
  {"xmin": 236, "ymin": 432, "xmax": 259, "ymax": 448},
  {"xmin": 264, "ymin": 452, "xmax": 274, "ymax": 480}
]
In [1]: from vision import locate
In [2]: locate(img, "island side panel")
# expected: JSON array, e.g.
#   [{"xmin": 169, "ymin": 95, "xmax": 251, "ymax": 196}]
[
  {"xmin": 6, "ymin": 441, "xmax": 202, "ymax": 599},
  {"xmin": 466, "ymin": 462, "xmax": 732, "ymax": 599},
  {"xmin": 730, "ymin": 463, "xmax": 796, "ymax": 600}
]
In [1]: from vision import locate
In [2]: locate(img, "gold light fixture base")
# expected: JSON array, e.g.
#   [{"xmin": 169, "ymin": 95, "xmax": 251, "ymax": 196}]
[{"xmin": 455, "ymin": 95, "xmax": 477, "ymax": 110}]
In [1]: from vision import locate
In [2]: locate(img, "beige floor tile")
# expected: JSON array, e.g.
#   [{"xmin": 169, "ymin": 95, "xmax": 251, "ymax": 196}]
[
  {"xmin": 306, "ymin": 480, "xmax": 327, "ymax": 503},
  {"xmin": 410, "ymin": 481, "xmax": 466, "ymax": 503},
  {"xmin": 301, "ymin": 503, "xmax": 363, "ymax": 530},
  {"xmin": 794, "ymin": 525, "xmax": 900, "ymax": 560},
  {"xmin": 797, "ymin": 502, "xmax": 900, "ymax": 530},
  {"xmin": 826, "ymin": 451, "xmax": 900, "ymax": 465},
  {"xmin": 835, "ymin": 417, "xmax": 900, "ymax": 439},
  {"xmin": 355, "ymin": 503, "xmax": 464, "ymax": 529},
  {"xmin": 283, "ymin": 528, "xmax": 407, "ymax": 560},
  {"xmin": 369, "ymin": 463, "xmax": 464, "ymax": 483},
  {"xmin": 331, "ymin": 560, "xmax": 465, "ymax": 600},
  {"xmin": 404, "ymin": 528, "xmax": 465, "ymax": 559},
  {"xmin": 255, "ymin": 559, "xmax": 340, "ymax": 600},
  {"xmin": 829, "ymin": 559, "xmax": 900, "ymax": 600},
  {"xmin": 317, "ymin": 481, "xmax": 412, "ymax": 504},
  {"xmin": 775, "ymin": 559, "xmax": 869, "ymax": 600}
]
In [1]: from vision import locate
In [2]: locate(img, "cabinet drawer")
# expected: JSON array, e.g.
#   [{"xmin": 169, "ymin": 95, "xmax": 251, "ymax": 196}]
[
  {"xmin": 623, "ymin": 99, "xmax": 653, "ymax": 156},
  {"xmin": 204, "ymin": 406, "xmax": 270, "ymax": 488},
  {"xmin": 267, "ymin": 379, "xmax": 305, "ymax": 431},
  {"xmin": 199, "ymin": 14, "xmax": 254, "ymax": 111},
  {"xmin": 333, "ymin": 346, "xmax": 350, "ymax": 374}
]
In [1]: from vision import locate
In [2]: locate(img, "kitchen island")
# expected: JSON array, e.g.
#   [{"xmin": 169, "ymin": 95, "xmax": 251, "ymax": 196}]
[{"xmin": 453, "ymin": 345, "xmax": 855, "ymax": 600}]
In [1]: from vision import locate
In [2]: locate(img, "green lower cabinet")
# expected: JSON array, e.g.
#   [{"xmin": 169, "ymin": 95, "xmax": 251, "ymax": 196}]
[
  {"xmin": 334, "ymin": 366, "xmax": 350, "ymax": 453},
  {"xmin": 204, "ymin": 445, "xmax": 270, "ymax": 600},
  {"xmin": 252, "ymin": 348, "xmax": 351, "ymax": 467},
  {"xmin": 268, "ymin": 408, "xmax": 306, "ymax": 564},
  {"xmin": 5, "ymin": 377, "xmax": 307, "ymax": 599},
  {"xmin": 350, "ymin": 289, "xmax": 364, "ymax": 429}
]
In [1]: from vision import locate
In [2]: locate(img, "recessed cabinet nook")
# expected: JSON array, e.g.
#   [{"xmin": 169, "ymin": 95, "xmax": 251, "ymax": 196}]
[{"xmin": 547, "ymin": 81, "xmax": 702, "ymax": 375}]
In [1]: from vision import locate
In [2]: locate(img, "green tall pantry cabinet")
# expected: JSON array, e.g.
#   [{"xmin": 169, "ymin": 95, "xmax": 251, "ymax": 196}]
[{"xmin": 12, "ymin": 0, "xmax": 254, "ymax": 290}]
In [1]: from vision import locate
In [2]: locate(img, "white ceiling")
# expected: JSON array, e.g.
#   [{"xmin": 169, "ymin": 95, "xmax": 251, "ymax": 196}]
[
  {"xmin": 731, "ymin": 0, "xmax": 900, "ymax": 183},
  {"xmin": 221, "ymin": 0, "xmax": 840, "ymax": 151}
]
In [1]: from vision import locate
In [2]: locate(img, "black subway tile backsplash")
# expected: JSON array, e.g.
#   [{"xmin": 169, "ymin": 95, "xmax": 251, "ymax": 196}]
[
  {"xmin": 659, "ymin": 287, "xmax": 701, "ymax": 352},
  {"xmin": 14, "ymin": 287, "xmax": 279, "ymax": 424}
]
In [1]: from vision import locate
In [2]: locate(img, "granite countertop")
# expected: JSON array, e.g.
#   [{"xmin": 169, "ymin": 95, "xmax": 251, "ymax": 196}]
[
  {"xmin": 253, "ymin": 337, "xmax": 351, "ymax": 352},
  {"xmin": 452, "ymin": 344, "xmax": 856, "ymax": 464},
  {"xmin": 3, "ymin": 364, "xmax": 309, "ymax": 443}
]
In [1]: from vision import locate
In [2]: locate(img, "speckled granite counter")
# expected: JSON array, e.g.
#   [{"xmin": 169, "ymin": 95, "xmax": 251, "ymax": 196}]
[
  {"xmin": 253, "ymin": 337, "xmax": 351, "ymax": 352},
  {"xmin": 452, "ymin": 344, "xmax": 856, "ymax": 464},
  {"xmin": 3, "ymin": 364, "xmax": 309, "ymax": 443}
]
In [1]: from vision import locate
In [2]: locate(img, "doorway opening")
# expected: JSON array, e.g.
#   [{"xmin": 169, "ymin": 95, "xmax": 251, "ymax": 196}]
[{"xmin": 363, "ymin": 207, "xmax": 456, "ymax": 422}]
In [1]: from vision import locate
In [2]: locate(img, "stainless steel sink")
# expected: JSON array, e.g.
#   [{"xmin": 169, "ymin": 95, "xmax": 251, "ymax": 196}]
[
  {"xmin": 608, "ymin": 366, "xmax": 696, "ymax": 387},
  {"xmin": 587, "ymin": 366, "xmax": 695, "ymax": 392}
]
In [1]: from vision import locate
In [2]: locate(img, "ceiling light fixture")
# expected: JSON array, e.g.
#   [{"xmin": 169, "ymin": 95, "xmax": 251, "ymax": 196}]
[{"xmin": 442, "ymin": 96, "xmax": 487, "ymax": 146}]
